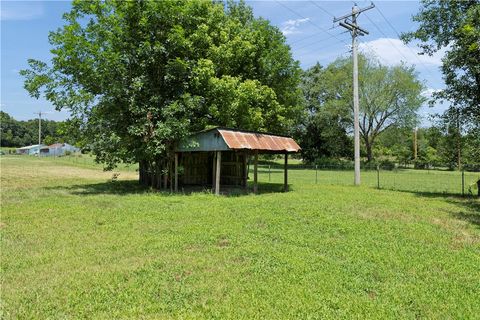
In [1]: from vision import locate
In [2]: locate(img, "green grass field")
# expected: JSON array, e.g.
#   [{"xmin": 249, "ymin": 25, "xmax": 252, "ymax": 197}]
[
  {"xmin": 255, "ymin": 163, "xmax": 479, "ymax": 196},
  {"xmin": 1, "ymin": 155, "xmax": 479, "ymax": 319}
]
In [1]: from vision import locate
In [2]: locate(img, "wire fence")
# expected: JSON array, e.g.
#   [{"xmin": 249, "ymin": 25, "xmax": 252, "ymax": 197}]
[
  {"xmin": 5, "ymin": 153, "xmax": 479, "ymax": 197},
  {"xmin": 253, "ymin": 163, "xmax": 480, "ymax": 197}
]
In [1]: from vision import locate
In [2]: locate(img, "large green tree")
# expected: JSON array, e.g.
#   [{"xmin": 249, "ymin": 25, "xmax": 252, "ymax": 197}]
[
  {"xmin": 21, "ymin": 0, "xmax": 302, "ymax": 187},
  {"xmin": 402, "ymin": 0, "xmax": 480, "ymax": 127},
  {"xmin": 301, "ymin": 54, "xmax": 425, "ymax": 162},
  {"xmin": 299, "ymin": 63, "xmax": 352, "ymax": 162}
]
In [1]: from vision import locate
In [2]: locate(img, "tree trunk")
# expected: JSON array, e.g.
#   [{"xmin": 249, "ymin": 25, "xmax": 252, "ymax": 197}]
[
  {"xmin": 364, "ymin": 138, "xmax": 373, "ymax": 163},
  {"xmin": 139, "ymin": 160, "xmax": 146, "ymax": 186},
  {"xmin": 139, "ymin": 158, "xmax": 169, "ymax": 189}
]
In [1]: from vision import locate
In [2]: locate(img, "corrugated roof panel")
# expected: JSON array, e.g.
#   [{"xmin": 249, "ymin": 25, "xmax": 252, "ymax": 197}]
[{"xmin": 218, "ymin": 129, "xmax": 300, "ymax": 152}]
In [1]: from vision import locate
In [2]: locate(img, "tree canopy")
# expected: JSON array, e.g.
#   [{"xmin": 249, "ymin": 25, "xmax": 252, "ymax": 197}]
[
  {"xmin": 300, "ymin": 54, "xmax": 425, "ymax": 162},
  {"xmin": 401, "ymin": 0, "xmax": 480, "ymax": 127},
  {"xmin": 298, "ymin": 63, "xmax": 352, "ymax": 162},
  {"xmin": 21, "ymin": 0, "xmax": 303, "ymax": 175}
]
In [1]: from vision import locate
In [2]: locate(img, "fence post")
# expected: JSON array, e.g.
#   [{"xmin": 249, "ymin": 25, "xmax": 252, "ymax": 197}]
[
  {"xmin": 268, "ymin": 165, "xmax": 271, "ymax": 182},
  {"xmin": 315, "ymin": 165, "xmax": 318, "ymax": 184},
  {"xmin": 393, "ymin": 167, "xmax": 396, "ymax": 190},
  {"xmin": 377, "ymin": 165, "xmax": 380, "ymax": 189},
  {"xmin": 461, "ymin": 169, "xmax": 465, "ymax": 197}
]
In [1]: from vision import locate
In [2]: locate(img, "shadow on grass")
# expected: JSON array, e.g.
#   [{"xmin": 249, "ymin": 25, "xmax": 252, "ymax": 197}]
[
  {"xmin": 447, "ymin": 198, "xmax": 480, "ymax": 228},
  {"xmin": 389, "ymin": 189, "xmax": 480, "ymax": 228},
  {"xmin": 45, "ymin": 180, "xmax": 151, "ymax": 196},
  {"xmin": 45, "ymin": 180, "xmax": 292, "ymax": 197}
]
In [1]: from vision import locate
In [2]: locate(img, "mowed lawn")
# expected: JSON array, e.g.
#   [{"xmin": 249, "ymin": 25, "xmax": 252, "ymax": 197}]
[{"xmin": 1, "ymin": 156, "xmax": 479, "ymax": 319}]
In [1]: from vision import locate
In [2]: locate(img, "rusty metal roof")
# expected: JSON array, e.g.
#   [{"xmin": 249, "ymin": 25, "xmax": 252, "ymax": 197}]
[
  {"xmin": 176, "ymin": 127, "xmax": 301, "ymax": 153},
  {"xmin": 48, "ymin": 143, "xmax": 64, "ymax": 148},
  {"xmin": 217, "ymin": 128, "xmax": 300, "ymax": 153}
]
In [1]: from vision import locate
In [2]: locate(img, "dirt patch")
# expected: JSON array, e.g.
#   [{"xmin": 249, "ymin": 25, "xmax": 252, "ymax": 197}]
[
  {"xmin": 217, "ymin": 237, "xmax": 230, "ymax": 248},
  {"xmin": 174, "ymin": 270, "xmax": 192, "ymax": 282}
]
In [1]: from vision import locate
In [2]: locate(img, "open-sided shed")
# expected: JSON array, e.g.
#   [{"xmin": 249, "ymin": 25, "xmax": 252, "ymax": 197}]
[{"xmin": 175, "ymin": 127, "xmax": 301, "ymax": 194}]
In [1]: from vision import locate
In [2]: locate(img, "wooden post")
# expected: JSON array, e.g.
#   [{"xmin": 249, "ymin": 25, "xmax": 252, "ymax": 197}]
[
  {"xmin": 174, "ymin": 153, "xmax": 178, "ymax": 192},
  {"xmin": 284, "ymin": 153, "xmax": 288, "ymax": 192},
  {"xmin": 163, "ymin": 159, "xmax": 168, "ymax": 190},
  {"xmin": 212, "ymin": 152, "xmax": 216, "ymax": 192},
  {"xmin": 157, "ymin": 162, "xmax": 162, "ymax": 189},
  {"xmin": 377, "ymin": 165, "xmax": 380, "ymax": 189},
  {"xmin": 253, "ymin": 151, "xmax": 258, "ymax": 194},
  {"xmin": 169, "ymin": 159, "xmax": 173, "ymax": 192},
  {"xmin": 243, "ymin": 152, "xmax": 248, "ymax": 188},
  {"xmin": 215, "ymin": 151, "xmax": 221, "ymax": 195}
]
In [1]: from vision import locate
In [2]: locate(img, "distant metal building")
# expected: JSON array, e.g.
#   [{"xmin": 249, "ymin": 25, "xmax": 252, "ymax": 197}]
[
  {"xmin": 16, "ymin": 144, "xmax": 45, "ymax": 155},
  {"xmin": 174, "ymin": 127, "xmax": 301, "ymax": 194},
  {"xmin": 39, "ymin": 143, "xmax": 80, "ymax": 156}
]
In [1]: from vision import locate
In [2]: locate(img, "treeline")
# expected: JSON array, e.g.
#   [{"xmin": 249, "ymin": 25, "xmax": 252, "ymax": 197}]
[
  {"xmin": 372, "ymin": 125, "xmax": 478, "ymax": 170},
  {"xmin": 297, "ymin": 123, "xmax": 480, "ymax": 170},
  {"xmin": 0, "ymin": 111, "xmax": 71, "ymax": 147},
  {"xmin": 295, "ymin": 54, "xmax": 479, "ymax": 170}
]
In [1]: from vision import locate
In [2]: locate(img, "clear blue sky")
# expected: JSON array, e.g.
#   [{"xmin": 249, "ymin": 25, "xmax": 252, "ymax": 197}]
[{"xmin": 1, "ymin": 0, "xmax": 447, "ymax": 123}]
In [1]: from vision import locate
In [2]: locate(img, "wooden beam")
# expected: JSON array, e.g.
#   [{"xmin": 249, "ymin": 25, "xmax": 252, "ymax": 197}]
[
  {"xmin": 243, "ymin": 152, "xmax": 248, "ymax": 188},
  {"xmin": 174, "ymin": 153, "xmax": 178, "ymax": 192},
  {"xmin": 169, "ymin": 159, "xmax": 173, "ymax": 192},
  {"xmin": 215, "ymin": 151, "xmax": 221, "ymax": 195},
  {"xmin": 284, "ymin": 153, "xmax": 288, "ymax": 192},
  {"xmin": 253, "ymin": 151, "xmax": 258, "ymax": 194},
  {"xmin": 163, "ymin": 159, "xmax": 168, "ymax": 190},
  {"xmin": 212, "ymin": 152, "xmax": 216, "ymax": 192}
]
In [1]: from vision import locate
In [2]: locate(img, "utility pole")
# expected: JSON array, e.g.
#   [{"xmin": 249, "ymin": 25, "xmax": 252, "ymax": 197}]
[
  {"xmin": 334, "ymin": 2, "xmax": 374, "ymax": 186},
  {"xmin": 456, "ymin": 108, "xmax": 462, "ymax": 170},
  {"xmin": 33, "ymin": 111, "xmax": 49, "ymax": 146}
]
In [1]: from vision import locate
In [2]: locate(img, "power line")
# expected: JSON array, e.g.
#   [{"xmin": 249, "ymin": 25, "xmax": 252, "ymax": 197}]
[
  {"xmin": 295, "ymin": 31, "xmax": 350, "ymax": 51},
  {"xmin": 362, "ymin": 14, "xmax": 412, "ymax": 62},
  {"xmin": 290, "ymin": 33, "xmax": 324, "ymax": 46},
  {"xmin": 309, "ymin": 1, "xmax": 337, "ymax": 21},
  {"xmin": 374, "ymin": 4, "xmax": 438, "ymax": 80},
  {"xmin": 308, "ymin": 1, "xmax": 389, "ymax": 65},
  {"xmin": 288, "ymin": 1, "xmax": 340, "ymax": 45},
  {"xmin": 275, "ymin": 0, "xmax": 349, "ymax": 46}
]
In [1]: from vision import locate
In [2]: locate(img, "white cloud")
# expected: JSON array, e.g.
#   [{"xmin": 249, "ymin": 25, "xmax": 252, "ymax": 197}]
[
  {"xmin": 358, "ymin": 38, "xmax": 447, "ymax": 67},
  {"xmin": 1, "ymin": 2, "xmax": 44, "ymax": 21},
  {"xmin": 281, "ymin": 18, "xmax": 310, "ymax": 35},
  {"xmin": 421, "ymin": 88, "xmax": 442, "ymax": 98}
]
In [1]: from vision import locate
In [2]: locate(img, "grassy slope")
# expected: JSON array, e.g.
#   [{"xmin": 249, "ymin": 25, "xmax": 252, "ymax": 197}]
[{"xmin": 1, "ymin": 156, "xmax": 479, "ymax": 319}]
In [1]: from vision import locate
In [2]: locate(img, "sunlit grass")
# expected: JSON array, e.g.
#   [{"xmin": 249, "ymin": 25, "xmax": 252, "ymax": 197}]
[
  {"xmin": 1, "ymin": 156, "xmax": 479, "ymax": 319},
  {"xmin": 255, "ymin": 164, "xmax": 479, "ymax": 196}
]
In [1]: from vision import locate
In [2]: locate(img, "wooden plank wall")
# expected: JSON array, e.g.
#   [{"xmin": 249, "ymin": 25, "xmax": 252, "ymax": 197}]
[
  {"xmin": 180, "ymin": 151, "xmax": 246, "ymax": 186},
  {"xmin": 180, "ymin": 152, "xmax": 210, "ymax": 185}
]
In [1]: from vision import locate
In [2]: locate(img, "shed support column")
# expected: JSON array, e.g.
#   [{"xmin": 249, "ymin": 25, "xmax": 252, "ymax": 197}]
[
  {"xmin": 284, "ymin": 153, "xmax": 288, "ymax": 192},
  {"xmin": 215, "ymin": 151, "xmax": 221, "ymax": 195},
  {"xmin": 174, "ymin": 153, "xmax": 178, "ymax": 192},
  {"xmin": 163, "ymin": 161, "xmax": 168, "ymax": 190},
  {"xmin": 253, "ymin": 151, "xmax": 258, "ymax": 194},
  {"xmin": 212, "ymin": 152, "xmax": 216, "ymax": 192},
  {"xmin": 243, "ymin": 152, "xmax": 248, "ymax": 189}
]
